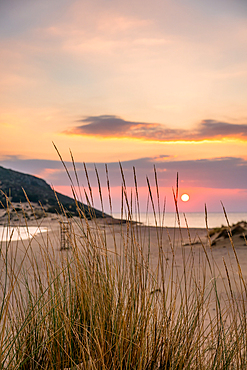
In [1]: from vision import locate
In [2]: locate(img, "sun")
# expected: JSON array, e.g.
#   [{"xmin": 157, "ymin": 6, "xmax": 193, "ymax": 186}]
[{"xmin": 181, "ymin": 193, "xmax": 190, "ymax": 202}]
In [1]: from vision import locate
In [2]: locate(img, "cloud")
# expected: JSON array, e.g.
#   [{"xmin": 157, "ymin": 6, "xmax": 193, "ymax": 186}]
[
  {"xmin": 65, "ymin": 116, "xmax": 247, "ymax": 142},
  {"xmin": 1, "ymin": 155, "xmax": 247, "ymax": 190},
  {"xmin": 75, "ymin": 156, "xmax": 247, "ymax": 190},
  {"xmin": 2, "ymin": 155, "xmax": 247, "ymax": 212}
]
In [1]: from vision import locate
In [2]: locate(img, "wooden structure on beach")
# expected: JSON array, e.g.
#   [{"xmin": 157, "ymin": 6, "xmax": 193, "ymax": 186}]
[{"xmin": 59, "ymin": 220, "xmax": 72, "ymax": 250}]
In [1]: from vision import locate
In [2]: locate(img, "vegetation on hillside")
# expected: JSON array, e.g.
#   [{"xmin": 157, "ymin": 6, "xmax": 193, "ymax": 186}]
[{"xmin": 0, "ymin": 165, "xmax": 105, "ymax": 219}]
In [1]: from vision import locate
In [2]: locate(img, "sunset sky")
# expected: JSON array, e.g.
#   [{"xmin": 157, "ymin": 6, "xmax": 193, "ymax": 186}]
[{"xmin": 1, "ymin": 0, "xmax": 247, "ymax": 213}]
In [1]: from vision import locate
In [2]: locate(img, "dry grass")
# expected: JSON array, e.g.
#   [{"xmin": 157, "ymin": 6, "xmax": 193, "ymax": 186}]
[{"xmin": 0, "ymin": 160, "xmax": 247, "ymax": 369}]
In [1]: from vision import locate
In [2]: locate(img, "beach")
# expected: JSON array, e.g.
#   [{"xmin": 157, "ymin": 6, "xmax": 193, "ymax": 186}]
[
  {"xmin": 1, "ymin": 210, "xmax": 247, "ymax": 368},
  {"xmin": 1, "ymin": 212, "xmax": 247, "ymax": 312}
]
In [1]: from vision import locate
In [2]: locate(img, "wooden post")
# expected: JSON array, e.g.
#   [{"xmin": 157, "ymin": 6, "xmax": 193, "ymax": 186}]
[{"xmin": 59, "ymin": 221, "xmax": 71, "ymax": 250}]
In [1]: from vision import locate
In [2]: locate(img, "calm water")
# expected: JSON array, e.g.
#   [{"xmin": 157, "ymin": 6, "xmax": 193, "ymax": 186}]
[
  {"xmin": 113, "ymin": 212, "xmax": 247, "ymax": 228},
  {"xmin": 0, "ymin": 226, "xmax": 48, "ymax": 242}
]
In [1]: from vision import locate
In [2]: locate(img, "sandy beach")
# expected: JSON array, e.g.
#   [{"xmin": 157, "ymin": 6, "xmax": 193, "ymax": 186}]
[
  {"xmin": 1, "ymin": 210, "xmax": 247, "ymax": 368},
  {"xmin": 1, "ymin": 212, "xmax": 247, "ymax": 317}
]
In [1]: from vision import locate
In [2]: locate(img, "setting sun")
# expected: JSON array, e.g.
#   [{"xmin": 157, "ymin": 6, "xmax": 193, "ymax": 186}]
[{"xmin": 181, "ymin": 193, "xmax": 190, "ymax": 202}]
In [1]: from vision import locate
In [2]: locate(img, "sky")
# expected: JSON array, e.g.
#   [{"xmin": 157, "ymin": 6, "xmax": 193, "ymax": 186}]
[{"xmin": 1, "ymin": 0, "xmax": 247, "ymax": 214}]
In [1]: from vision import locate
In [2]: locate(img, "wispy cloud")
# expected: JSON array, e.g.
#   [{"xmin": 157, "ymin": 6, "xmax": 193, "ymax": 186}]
[{"xmin": 65, "ymin": 115, "xmax": 247, "ymax": 142}]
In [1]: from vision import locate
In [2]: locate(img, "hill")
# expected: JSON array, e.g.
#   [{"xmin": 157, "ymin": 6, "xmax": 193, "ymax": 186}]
[{"xmin": 0, "ymin": 165, "xmax": 106, "ymax": 219}]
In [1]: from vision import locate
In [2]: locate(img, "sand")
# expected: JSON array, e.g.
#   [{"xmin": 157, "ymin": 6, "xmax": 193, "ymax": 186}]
[{"xmin": 1, "ymin": 212, "xmax": 247, "ymax": 323}]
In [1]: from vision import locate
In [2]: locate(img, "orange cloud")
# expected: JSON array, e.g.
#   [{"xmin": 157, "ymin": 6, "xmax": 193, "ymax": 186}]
[{"xmin": 65, "ymin": 115, "xmax": 247, "ymax": 142}]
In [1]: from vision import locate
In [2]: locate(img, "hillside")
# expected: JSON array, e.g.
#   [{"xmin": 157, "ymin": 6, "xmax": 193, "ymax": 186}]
[{"xmin": 0, "ymin": 165, "xmax": 106, "ymax": 218}]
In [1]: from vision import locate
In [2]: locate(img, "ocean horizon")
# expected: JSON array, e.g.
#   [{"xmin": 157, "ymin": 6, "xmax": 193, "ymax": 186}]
[{"xmin": 112, "ymin": 212, "xmax": 247, "ymax": 228}]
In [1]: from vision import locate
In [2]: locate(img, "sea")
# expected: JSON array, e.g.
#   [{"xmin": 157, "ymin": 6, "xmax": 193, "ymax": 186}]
[
  {"xmin": 112, "ymin": 212, "xmax": 247, "ymax": 229},
  {"xmin": 0, "ymin": 226, "xmax": 48, "ymax": 242}
]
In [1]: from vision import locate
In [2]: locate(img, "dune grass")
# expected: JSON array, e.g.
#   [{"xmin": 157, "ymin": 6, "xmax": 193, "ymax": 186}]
[{"xmin": 0, "ymin": 162, "xmax": 247, "ymax": 369}]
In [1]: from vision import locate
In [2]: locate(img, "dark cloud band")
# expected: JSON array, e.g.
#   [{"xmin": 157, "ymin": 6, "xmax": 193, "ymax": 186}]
[
  {"xmin": 65, "ymin": 115, "xmax": 247, "ymax": 141},
  {"xmin": 1, "ymin": 155, "xmax": 247, "ymax": 190}
]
